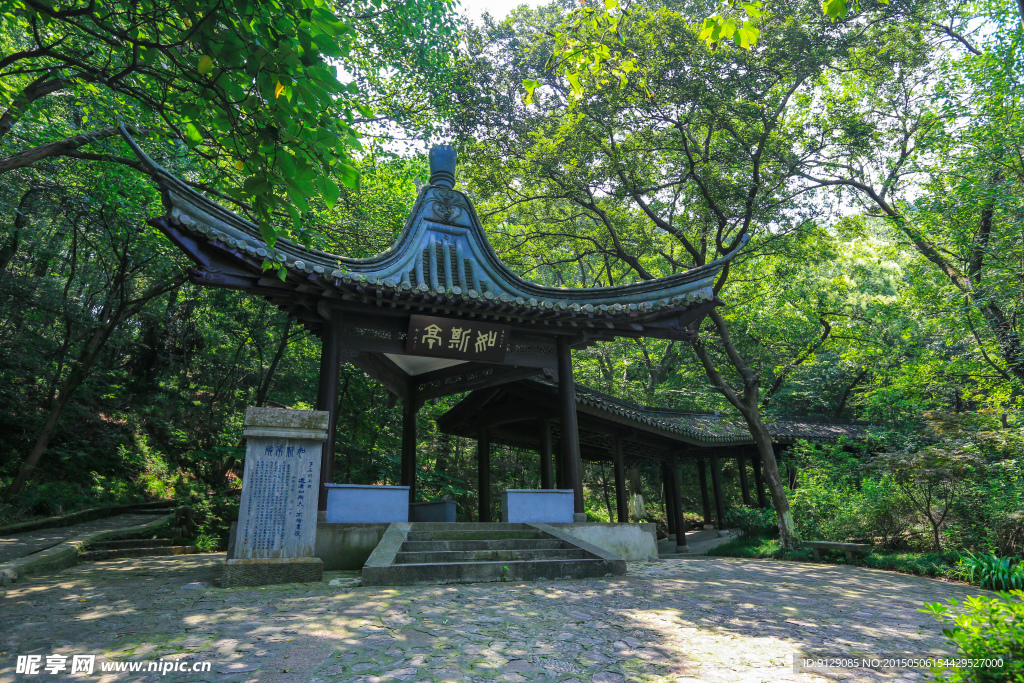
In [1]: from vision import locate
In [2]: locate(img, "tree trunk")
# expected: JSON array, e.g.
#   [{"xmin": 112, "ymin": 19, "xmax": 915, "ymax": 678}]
[
  {"xmin": 255, "ymin": 317, "xmax": 293, "ymax": 407},
  {"xmin": 744, "ymin": 416, "xmax": 799, "ymax": 548},
  {"xmin": 690, "ymin": 309, "xmax": 800, "ymax": 549},
  {"xmin": 930, "ymin": 517, "xmax": 943, "ymax": 552}
]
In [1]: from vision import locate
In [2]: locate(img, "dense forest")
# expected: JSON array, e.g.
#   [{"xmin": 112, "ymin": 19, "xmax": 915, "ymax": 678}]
[{"xmin": 1, "ymin": 0, "xmax": 1022, "ymax": 583}]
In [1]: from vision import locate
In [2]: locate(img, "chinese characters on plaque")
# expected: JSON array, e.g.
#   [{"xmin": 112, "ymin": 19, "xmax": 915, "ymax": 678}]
[{"xmin": 406, "ymin": 314, "xmax": 510, "ymax": 363}]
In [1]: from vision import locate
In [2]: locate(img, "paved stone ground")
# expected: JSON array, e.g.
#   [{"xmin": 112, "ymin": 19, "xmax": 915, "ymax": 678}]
[
  {"xmin": 0, "ymin": 515, "xmax": 164, "ymax": 564},
  {"xmin": 0, "ymin": 553, "xmax": 988, "ymax": 682}
]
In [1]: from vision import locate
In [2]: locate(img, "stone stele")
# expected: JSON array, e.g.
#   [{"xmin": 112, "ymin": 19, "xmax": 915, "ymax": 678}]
[{"xmin": 222, "ymin": 407, "xmax": 328, "ymax": 587}]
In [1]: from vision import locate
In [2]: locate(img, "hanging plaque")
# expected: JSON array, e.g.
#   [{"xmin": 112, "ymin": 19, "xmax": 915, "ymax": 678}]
[{"xmin": 406, "ymin": 314, "xmax": 510, "ymax": 363}]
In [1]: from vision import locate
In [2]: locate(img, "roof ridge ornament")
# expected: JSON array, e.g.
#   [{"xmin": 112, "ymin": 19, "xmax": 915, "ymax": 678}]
[{"xmin": 429, "ymin": 145, "xmax": 457, "ymax": 188}]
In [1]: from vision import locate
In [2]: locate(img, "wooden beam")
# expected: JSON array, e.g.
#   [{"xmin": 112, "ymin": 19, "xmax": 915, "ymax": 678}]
[
  {"xmin": 662, "ymin": 464, "xmax": 677, "ymax": 540},
  {"xmin": 540, "ymin": 419, "xmax": 554, "ymax": 490},
  {"xmin": 613, "ymin": 434, "xmax": 627, "ymax": 523},
  {"xmin": 670, "ymin": 456, "xmax": 687, "ymax": 551},
  {"xmin": 738, "ymin": 453, "xmax": 751, "ymax": 506},
  {"xmin": 316, "ymin": 313, "xmax": 343, "ymax": 512},
  {"xmin": 557, "ymin": 336, "xmax": 583, "ymax": 515},
  {"xmin": 697, "ymin": 458, "xmax": 712, "ymax": 527},
  {"xmin": 710, "ymin": 457, "xmax": 726, "ymax": 530},
  {"xmin": 478, "ymin": 427, "xmax": 491, "ymax": 522},
  {"xmin": 401, "ymin": 393, "xmax": 417, "ymax": 503}
]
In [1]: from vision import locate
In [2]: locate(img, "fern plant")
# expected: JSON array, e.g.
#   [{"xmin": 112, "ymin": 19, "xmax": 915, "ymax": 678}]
[{"xmin": 956, "ymin": 551, "xmax": 1024, "ymax": 591}]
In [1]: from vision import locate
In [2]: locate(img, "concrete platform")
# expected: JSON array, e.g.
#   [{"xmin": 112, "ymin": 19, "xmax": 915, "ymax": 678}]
[
  {"xmin": 309, "ymin": 520, "xmax": 657, "ymax": 569},
  {"xmin": 658, "ymin": 528, "xmax": 742, "ymax": 557}
]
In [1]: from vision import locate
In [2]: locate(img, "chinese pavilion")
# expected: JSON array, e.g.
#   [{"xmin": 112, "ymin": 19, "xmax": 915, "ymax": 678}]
[
  {"xmin": 438, "ymin": 375, "xmax": 870, "ymax": 548},
  {"xmin": 124, "ymin": 129, "xmax": 751, "ymax": 520}
]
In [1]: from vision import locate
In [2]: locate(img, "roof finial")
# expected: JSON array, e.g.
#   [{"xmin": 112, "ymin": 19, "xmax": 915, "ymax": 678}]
[{"xmin": 429, "ymin": 145, "xmax": 456, "ymax": 188}]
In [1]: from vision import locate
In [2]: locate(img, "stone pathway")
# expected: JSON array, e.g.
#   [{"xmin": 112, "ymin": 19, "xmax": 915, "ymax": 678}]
[
  {"xmin": 0, "ymin": 553, "xmax": 989, "ymax": 682},
  {"xmin": 0, "ymin": 514, "xmax": 165, "ymax": 564}
]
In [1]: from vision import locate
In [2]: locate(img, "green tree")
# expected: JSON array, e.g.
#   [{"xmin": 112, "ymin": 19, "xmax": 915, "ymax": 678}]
[
  {"xmin": 453, "ymin": 0, "xmax": 942, "ymax": 547},
  {"xmin": 0, "ymin": 0, "xmax": 458, "ymax": 244}
]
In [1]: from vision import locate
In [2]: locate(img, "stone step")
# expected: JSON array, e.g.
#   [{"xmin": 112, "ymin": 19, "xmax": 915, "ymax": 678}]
[
  {"xmin": 88, "ymin": 538, "xmax": 173, "ymax": 550},
  {"xmin": 78, "ymin": 546, "xmax": 199, "ymax": 562},
  {"xmin": 363, "ymin": 557, "xmax": 623, "ymax": 586},
  {"xmin": 400, "ymin": 538, "xmax": 569, "ymax": 552},
  {"xmin": 408, "ymin": 523, "xmax": 536, "ymax": 531},
  {"xmin": 394, "ymin": 548, "xmax": 592, "ymax": 564},
  {"xmin": 132, "ymin": 508, "xmax": 178, "ymax": 515},
  {"xmin": 404, "ymin": 530, "xmax": 548, "ymax": 542}
]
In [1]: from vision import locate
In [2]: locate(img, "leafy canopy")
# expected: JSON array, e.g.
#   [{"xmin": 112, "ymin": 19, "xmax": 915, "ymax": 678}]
[{"xmin": 0, "ymin": 0, "xmax": 459, "ymax": 247}]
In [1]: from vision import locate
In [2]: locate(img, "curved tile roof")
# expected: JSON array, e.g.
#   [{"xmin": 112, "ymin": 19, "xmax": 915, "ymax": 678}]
[
  {"xmin": 530, "ymin": 376, "xmax": 872, "ymax": 446},
  {"xmin": 123, "ymin": 128, "xmax": 746, "ymax": 331}
]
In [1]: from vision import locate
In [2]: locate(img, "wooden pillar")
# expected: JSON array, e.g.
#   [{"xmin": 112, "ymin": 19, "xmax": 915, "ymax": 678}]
[
  {"xmin": 710, "ymin": 456, "xmax": 726, "ymax": 529},
  {"xmin": 670, "ymin": 456, "xmax": 687, "ymax": 550},
  {"xmin": 315, "ymin": 314, "xmax": 342, "ymax": 512},
  {"xmin": 752, "ymin": 453, "xmax": 767, "ymax": 508},
  {"xmin": 540, "ymin": 419, "xmax": 554, "ymax": 490},
  {"xmin": 662, "ymin": 469, "xmax": 677, "ymax": 540},
  {"xmin": 612, "ymin": 436, "xmax": 627, "ymax": 523},
  {"xmin": 697, "ymin": 458, "xmax": 712, "ymax": 526},
  {"xmin": 477, "ymin": 427, "xmax": 491, "ymax": 522},
  {"xmin": 737, "ymin": 454, "xmax": 751, "ymax": 506},
  {"xmin": 400, "ymin": 394, "xmax": 417, "ymax": 503},
  {"xmin": 557, "ymin": 336, "xmax": 583, "ymax": 514}
]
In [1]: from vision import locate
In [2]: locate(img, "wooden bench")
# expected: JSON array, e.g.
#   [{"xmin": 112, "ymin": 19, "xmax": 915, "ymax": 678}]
[{"xmin": 804, "ymin": 541, "xmax": 872, "ymax": 563}]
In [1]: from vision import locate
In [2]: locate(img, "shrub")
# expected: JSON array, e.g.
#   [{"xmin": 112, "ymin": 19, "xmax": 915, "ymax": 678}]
[
  {"xmin": 861, "ymin": 551, "xmax": 960, "ymax": 578},
  {"xmin": 862, "ymin": 475, "xmax": 916, "ymax": 549},
  {"xmin": 723, "ymin": 506, "xmax": 776, "ymax": 535},
  {"xmin": 955, "ymin": 552, "xmax": 1024, "ymax": 591},
  {"xmin": 790, "ymin": 468, "xmax": 867, "ymax": 542},
  {"xmin": 921, "ymin": 590, "xmax": 1024, "ymax": 682},
  {"xmin": 194, "ymin": 533, "xmax": 219, "ymax": 553},
  {"xmin": 188, "ymin": 493, "xmax": 240, "ymax": 551}
]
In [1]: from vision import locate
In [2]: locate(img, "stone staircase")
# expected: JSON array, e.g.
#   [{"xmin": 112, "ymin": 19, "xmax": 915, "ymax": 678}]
[
  {"xmin": 78, "ymin": 537, "xmax": 199, "ymax": 562},
  {"xmin": 78, "ymin": 503, "xmax": 199, "ymax": 562},
  {"xmin": 362, "ymin": 523, "xmax": 625, "ymax": 586}
]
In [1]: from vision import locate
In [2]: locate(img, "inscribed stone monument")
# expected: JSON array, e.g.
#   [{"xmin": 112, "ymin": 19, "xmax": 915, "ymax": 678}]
[{"xmin": 222, "ymin": 407, "xmax": 327, "ymax": 587}]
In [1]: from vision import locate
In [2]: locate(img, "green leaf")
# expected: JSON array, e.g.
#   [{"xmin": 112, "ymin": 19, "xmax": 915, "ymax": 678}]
[
  {"xmin": 822, "ymin": 0, "xmax": 848, "ymax": 20},
  {"xmin": 198, "ymin": 55, "xmax": 214, "ymax": 75},
  {"xmin": 183, "ymin": 122, "xmax": 203, "ymax": 148},
  {"xmin": 523, "ymin": 78, "xmax": 539, "ymax": 105},
  {"xmin": 316, "ymin": 175, "xmax": 340, "ymax": 209},
  {"xmin": 567, "ymin": 72, "xmax": 583, "ymax": 98}
]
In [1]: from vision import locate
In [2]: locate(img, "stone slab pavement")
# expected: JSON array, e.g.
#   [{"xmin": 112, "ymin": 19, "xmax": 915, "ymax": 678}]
[
  {"xmin": 0, "ymin": 553, "xmax": 991, "ymax": 682},
  {"xmin": 0, "ymin": 514, "xmax": 165, "ymax": 564}
]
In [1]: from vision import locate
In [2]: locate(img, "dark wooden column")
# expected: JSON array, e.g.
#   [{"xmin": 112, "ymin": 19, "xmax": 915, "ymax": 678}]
[
  {"xmin": 400, "ymin": 394, "xmax": 417, "ymax": 503},
  {"xmin": 556, "ymin": 336, "xmax": 583, "ymax": 514},
  {"xmin": 752, "ymin": 454, "xmax": 767, "ymax": 508},
  {"xmin": 612, "ymin": 435, "xmax": 627, "ymax": 523},
  {"xmin": 670, "ymin": 456, "xmax": 687, "ymax": 550},
  {"xmin": 316, "ymin": 313, "xmax": 342, "ymax": 512},
  {"xmin": 477, "ymin": 427, "xmax": 491, "ymax": 522},
  {"xmin": 710, "ymin": 456, "xmax": 726, "ymax": 529},
  {"xmin": 737, "ymin": 454, "xmax": 751, "ymax": 506},
  {"xmin": 662, "ymin": 470, "xmax": 677, "ymax": 540},
  {"xmin": 697, "ymin": 458, "xmax": 712, "ymax": 527},
  {"xmin": 540, "ymin": 419, "xmax": 554, "ymax": 490}
]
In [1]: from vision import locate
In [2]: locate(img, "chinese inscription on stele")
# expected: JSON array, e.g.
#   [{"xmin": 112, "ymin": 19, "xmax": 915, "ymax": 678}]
[
  {"xmin": 406, "ymin": 314, "xmax": 510, "ymax": 363},
  {"xmin": 222, "ymin": 407, "xmax": 328, "ymax": 587}
]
